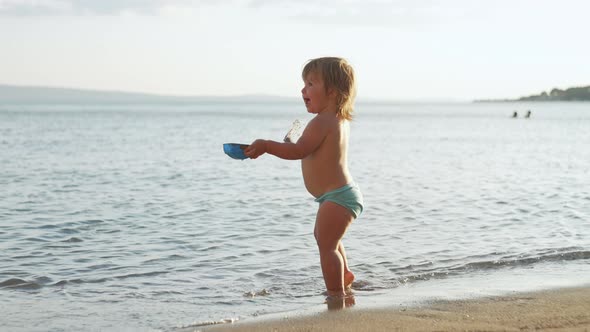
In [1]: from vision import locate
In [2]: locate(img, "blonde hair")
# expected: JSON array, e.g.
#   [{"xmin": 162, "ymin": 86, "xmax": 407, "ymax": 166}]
[{"xmin": 302, "ymin": 57, "xmax": 357, "ymax": 120}]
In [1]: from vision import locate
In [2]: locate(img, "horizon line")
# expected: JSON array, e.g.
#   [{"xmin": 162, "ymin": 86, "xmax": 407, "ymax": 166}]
[{"xmin": 0, "ymin": 82, "xmax": 477, "ymax": 104}]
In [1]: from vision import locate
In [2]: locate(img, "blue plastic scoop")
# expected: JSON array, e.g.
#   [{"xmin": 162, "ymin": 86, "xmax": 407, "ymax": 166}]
[{"xmin": 223, "ymin": 143, "xmax": 249, "ymax": 160}]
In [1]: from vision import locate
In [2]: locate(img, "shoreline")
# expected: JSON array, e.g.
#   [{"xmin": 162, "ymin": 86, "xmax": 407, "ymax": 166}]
[{"xmin": 191, "ymin": 285, "xmax": 590, "ymax": 332}]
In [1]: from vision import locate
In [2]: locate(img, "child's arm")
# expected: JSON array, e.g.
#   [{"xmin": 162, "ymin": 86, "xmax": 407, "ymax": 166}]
[{"xmin": 244, "ymin": 116, "xmax": 328, "ymax": 160}]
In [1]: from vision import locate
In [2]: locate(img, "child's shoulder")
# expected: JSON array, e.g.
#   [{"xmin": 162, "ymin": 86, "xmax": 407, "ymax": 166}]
[
  {"xmin": 307, "ymin": 113, "xmax": 339, "ymax": 132},
  {"xmin": 314, "ymin": 112, "xmax": 344, "ymax": 125}
]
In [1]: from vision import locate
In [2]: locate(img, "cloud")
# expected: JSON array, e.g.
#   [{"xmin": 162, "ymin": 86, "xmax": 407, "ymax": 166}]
[
  {"xmin": 0, "ymin": 0, "xmax": 488, "ymax": 28},
  {"xmin": 0, "ymin": 0, "xmax": 468, "ymax": 19},
  {"xmin": 0, "ymin": 0, "xmax": 69, "ymax": 15},
  {"xmin": 246, "ymin": 0, "xmax": 473, "ymax": 27},
  {"xmin": 0, "ymin": 0, "xmax": 229, "ymax": 16}
]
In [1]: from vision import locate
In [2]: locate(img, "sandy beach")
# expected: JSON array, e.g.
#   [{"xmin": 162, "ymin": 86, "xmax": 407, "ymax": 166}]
[{"xmin": 195, "ymin": 286, "xmax": 590, "ymax": 332}]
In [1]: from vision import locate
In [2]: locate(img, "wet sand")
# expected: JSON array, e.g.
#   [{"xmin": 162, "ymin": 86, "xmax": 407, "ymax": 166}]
[{"xmin": 195, "ymin": 286, "xmax": 590, "ymax": 331}]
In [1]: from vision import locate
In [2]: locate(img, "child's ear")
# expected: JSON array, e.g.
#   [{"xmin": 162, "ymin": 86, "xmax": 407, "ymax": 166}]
[{"xmin": 327, "ymin": 87, "xmax": 338, "ymax": 98}]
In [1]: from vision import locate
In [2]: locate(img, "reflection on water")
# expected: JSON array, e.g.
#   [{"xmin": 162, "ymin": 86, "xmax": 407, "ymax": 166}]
[{"xmin": 326, "ymin": 293, "xmax": 356, "ymax": 311}]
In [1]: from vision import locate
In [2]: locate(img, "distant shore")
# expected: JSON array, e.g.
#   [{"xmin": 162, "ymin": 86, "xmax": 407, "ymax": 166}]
[
  {"xmin": 195, "ymin": 286, "xmax": 590, "ymax": 332},
  {"xmin": 475, "ymin": 85, "xmax": 590, "ymax": 102}
]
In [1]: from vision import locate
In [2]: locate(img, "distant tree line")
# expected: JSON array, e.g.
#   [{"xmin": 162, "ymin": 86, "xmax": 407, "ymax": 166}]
[{"xmin": 518, "ymin": 86, "xmax": 590, "ymax": 101}]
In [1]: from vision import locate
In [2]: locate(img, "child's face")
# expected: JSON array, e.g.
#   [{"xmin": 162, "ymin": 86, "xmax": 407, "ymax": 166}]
[{"xmin": 301, "ymin": 71, "xmax": 333, "ymax": 114}]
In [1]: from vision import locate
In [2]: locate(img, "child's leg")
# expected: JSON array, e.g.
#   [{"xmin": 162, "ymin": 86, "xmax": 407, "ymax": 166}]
[
  {"xmin": 338, "ymin": 241, "xmax": 355, "ymax": 289},
  {"xmin": 314, "ymin": 201, "xmax": 354, "ymax": 297}
]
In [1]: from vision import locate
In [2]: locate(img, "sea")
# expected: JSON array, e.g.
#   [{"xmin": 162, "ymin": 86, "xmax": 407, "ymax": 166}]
[{"xmin": 1, "ymin": 101, "xmax": 589, "ymax": 331}]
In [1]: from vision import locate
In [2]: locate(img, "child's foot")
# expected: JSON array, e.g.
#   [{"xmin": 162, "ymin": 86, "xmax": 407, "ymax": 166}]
[
  {"xmin": 344, "ymin": 270, "xmax": 355, "ymax": 290},
  {"xmin": 325, "ymin": 294, "xmax": 345, "ymax": 310}
]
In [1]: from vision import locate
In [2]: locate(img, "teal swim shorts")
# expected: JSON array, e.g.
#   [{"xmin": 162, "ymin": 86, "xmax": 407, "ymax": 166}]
[{"xmin": 314, "ymin": 183, "xmax": 364, "ymax": 219}]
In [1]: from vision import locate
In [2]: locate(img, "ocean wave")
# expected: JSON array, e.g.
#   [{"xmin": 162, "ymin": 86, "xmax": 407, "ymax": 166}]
[
  {"xmin": 389, "ymin": 247, "xmax": 590, "ymax": 285},
  {"xmin": 0, "ymin": 269, "xmax": 172, "ymax": 291},
  {"xmin": 0, "ymin": 278, "xmax": 42, "ymax": 289}
]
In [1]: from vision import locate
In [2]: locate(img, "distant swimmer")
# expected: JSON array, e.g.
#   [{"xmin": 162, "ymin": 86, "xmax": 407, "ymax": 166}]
[
  {"xmin": 512, "ymin": 111, "xmax": 518, "ymax": 118},
  {"xmin": 525, "ymin": 110, "xmax": 532, "ymax": 118}
]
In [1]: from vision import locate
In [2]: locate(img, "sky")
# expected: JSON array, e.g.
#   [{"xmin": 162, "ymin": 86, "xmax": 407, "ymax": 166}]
[{"xmin": 1, "ymin": 0, "xmax": 589, "ymax": 101}]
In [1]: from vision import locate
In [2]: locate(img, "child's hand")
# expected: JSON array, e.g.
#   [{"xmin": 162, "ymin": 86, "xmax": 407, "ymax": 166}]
[{"xmin": 244, "ymin": 139, "xmax": 267, "ymax": 159}]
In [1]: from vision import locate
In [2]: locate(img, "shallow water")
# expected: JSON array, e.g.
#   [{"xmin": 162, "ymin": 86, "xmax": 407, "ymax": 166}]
[{"xmin": 0, "ymin": 102, "xmax": 589, "ymax": 331}]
